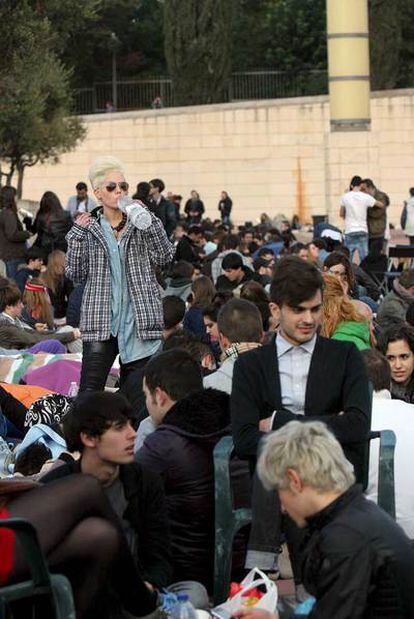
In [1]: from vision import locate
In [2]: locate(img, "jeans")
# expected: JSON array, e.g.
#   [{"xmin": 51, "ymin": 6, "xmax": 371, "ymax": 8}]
[
  {"xmin": 80, "ymin": 336, "xmax": 151, "ymax": 392},
  {"xmin": 247, "ymin": 472, "xmax": 306, "ymax": 583},
  {"xmin": 5, "ymin": 258, "xmax": 22, "ymax": 281},
  {"xmin": 345, "ymin": 232, "xmax": 368, "ymax": 262}
]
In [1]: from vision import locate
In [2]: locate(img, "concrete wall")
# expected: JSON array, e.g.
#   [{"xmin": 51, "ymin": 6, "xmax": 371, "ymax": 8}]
[{"xmin": 22, "ymin": 89, "xmax": 414, "ymax": 226}]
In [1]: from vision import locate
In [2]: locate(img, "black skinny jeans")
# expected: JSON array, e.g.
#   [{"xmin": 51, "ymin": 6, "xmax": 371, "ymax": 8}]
[{"xmin": 79, "ymin": 336, "xmax": 151, "ymax": 392}]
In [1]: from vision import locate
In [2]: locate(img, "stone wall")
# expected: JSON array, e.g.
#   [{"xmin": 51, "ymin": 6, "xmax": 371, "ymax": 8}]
[{"xmin": 21, "ymin": 89, "xmax": 414, "ymax": 226}]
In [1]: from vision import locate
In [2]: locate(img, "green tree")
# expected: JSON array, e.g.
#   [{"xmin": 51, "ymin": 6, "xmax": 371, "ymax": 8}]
[
  {"xmin": 164, "ymin": 0, "xmax": 235, "ymax": 105},
  {"xmin": 0, "ymin": 1, "xmax": 85, "ymax": 197},
  {"xmin": 369, "ymin": 0, "xmax": 414, "ymax": 90}
]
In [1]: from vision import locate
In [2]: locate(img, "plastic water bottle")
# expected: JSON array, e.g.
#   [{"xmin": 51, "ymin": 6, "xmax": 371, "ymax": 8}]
[
  {"xmin": 169, "ymin": 593, "xmax": 198, "ymax": 619},
  {"xmin": 118, "ymin": 196, "xmax": 152, "ymax": 230},
  {"xmin": 68, "ymin": 381, "xmax": 79, "ymax": 397}
]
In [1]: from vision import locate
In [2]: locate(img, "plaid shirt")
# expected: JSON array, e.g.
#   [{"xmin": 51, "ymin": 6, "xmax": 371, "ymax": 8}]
[{"xmin": 65, "ymin": 209, "xmax": 174, "ymax": 342}]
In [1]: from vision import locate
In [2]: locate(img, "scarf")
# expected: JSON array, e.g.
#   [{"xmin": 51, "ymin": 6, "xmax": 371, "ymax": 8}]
[{"xmin": 221, "ymin": 341, "xmax": 262, "ymax": 364}]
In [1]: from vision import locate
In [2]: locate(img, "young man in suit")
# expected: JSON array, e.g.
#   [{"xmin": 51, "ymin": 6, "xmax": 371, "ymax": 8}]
[{"xmin": 230, "ymin": 256, "xmax": 371, "ymax": 577}]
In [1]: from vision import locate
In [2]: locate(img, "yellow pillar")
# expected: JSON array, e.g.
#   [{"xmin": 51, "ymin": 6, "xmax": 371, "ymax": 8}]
[{"xmin": 327, "ymin": 0, "xmax": 371, "ymax": 131}]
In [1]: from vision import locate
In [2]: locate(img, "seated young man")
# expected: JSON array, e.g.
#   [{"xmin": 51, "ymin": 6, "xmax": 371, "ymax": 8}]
[
  {"xmin": 203, "ymin": 298, "xmax": 263, "ymax": 394},
  {"xmin": 216, "ymin": 252, "xmax": 254, "ymax": 292},
  {"xmin": 41, "ymin": 392, "xmax": 173, "ymax": 592},
  {"xmin": 238, "ymin": 420, "xmax": 414, "ymax": 619},
  {"xmin": 136, "ymin": 349, "xmax": 250, "ymax": 593},
  {"xmin": 0, "ymin": 280, "xmax": 80, "ymax": 351},
  {"xmin": 15, "ymin": 247, "xmax": 45, "ymax": 293}
]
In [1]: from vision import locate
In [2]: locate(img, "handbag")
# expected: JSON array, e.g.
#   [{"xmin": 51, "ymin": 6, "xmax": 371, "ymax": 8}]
[{"xmin": 212, "ymin": 568, "xmax": 278, "ymax": 617}]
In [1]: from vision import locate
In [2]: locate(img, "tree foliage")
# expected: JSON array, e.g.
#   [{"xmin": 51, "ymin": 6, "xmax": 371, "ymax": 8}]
[
  {"xmin": 0, "ymin": 1, "xmax": 85, "ymax": 196},
  {"xmin": 164, "ymin": 0, "xmax": 235, "ymax": 105},
  {"xmin": 232, "ymin": 0, "xmax": 327, "ymax": 73}
]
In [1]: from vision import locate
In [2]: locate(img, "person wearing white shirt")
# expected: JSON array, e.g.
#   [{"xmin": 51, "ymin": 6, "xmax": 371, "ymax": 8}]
[
  {"xmin": 339, "ymin": 175, "xmax": 384, "ymax": 262},
  {"xmin": 362, "ymin": 348, "xmax": 414, "ymax": 539},
  {"xmin": 66, "ymin": 182, "xmax": 97, "ymax": 217}
]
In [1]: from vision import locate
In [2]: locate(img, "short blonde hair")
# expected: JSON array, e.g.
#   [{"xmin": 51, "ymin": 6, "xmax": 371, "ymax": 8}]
[
  {"xmin": 88, "ymin": 156, "xmax": 125, "ymax": 190},
  {"xmin": 257, "ymin": 421, "xmax": 355, "ymax": 494}
]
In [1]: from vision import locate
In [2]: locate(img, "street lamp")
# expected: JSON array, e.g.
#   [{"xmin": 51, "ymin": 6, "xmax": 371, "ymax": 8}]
[{"xmin": 109, "ymin": 32, "xmax": 120, "ymax": 111}]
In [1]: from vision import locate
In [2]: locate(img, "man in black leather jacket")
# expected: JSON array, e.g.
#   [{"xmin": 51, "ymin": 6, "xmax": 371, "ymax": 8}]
[{"xmin": 255, "ymin": 420, "xmax": 414, "ymax": 619}]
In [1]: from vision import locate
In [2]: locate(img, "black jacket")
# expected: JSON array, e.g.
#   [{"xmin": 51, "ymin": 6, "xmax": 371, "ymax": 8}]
[
  {"xmin": 41, "ymin": 459, "xmax": 172, "ymax": 588},
  {"xmin": 174, "ymin": 235, "xmax": 201, "ymax": 266},
  {"xmin": 216, "ymin": 266, "xmax": 254, "ymax": 292},
  {"xmin": 148, "ymin": 196, "xmax": 177, "ymax": 238},
  {"xmin": 231, "ymin": 335, "xmax": 371, "ymax": 483},
  {"xmin": 15, "ymin": 266, "xmax": 41, "ymax": 293},
  {"xmin": 302, "ymin": 485, "xmax": 414, "ymax": 618},
  {"xmin": 0, "ymin": 208, "xmax": 31, "ymax": 261},
  {"xmin": 33, "ymin": 211, "xmax": 72, "ymax": 256},
  {"xmin": 135, "ymin": 389, "xmax": 250, "ymax": 592},
  {"xmin": 218, "ymin": 197, "xmax": 232, "ymax": 217}
]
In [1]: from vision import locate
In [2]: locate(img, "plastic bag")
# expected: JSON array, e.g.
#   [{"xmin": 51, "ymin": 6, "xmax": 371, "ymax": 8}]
[{"xmin": 212, "ymin": 568, "xmax": 278, "ymax": 618}]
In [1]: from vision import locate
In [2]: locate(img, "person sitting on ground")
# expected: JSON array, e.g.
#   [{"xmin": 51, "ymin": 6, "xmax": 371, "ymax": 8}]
[
  {"xmin": 379, "ymin": 323, "xmax": 414, "ymax": 404},
  {"xmin": 0, "ymin": 280, "xmax": 80, "ymax": 352},
  {"xmin": 41, "ymin": 392, "xmax": 207, "ymax": 603},
  {"xmin": 211, "ymin": 234, "xmax": 252, "ymax": 284},
  {"xmin": 323, "ymin": 250, "xmax": 359, "ymax": 298},
  {"xmin": 0, "ymin": 475, "xmax": 158, "ymax": 618},
  {"xmin": 41, "ymin": 249, "xmax": 73, "ymax": 324},
  {"xmin": 377, "ymin": 269, "xmax": 414, "ymax": 332},
  {"xmin": 240, "ymin": 281, "xmax": 274, "ymax": 332},
  {"xmin": 21, "ymin": 278, "xmax": 55, "ymax": 331},
  {"xmin": 216, "ymin": 252, "xmax": 254, "ymax": 293},
  {"xmin": 203, "ymin": 298, "xmax": 263, "ymax": 394},
  {"xmin": 15, "ymin": 247, "xmax": 45, "ymax": 293},
  {"xmin": 252, "ymin": 257, "xmax": 273, "ymax": 288},
  {"xmin": 320, "ymin": 274, "xmax": 372, "ymax": 350},
  {"xmin": 362, "ymin": 348, "xmax": 414, "ymax": 539},
  {"xmin": 183, "ymin": 275, "xmax": 216, "ymax": 338},
  {"xmin": 242, "ymin": 420, "xmax": 414, "ymax": 619},
  {"xmin": 289, "ymin": 242, "xmax": 308, "ymax": 261},
  {"xmin": 162, "ymin": 260, "xmax": 194, "ymax": 302},
  {"xmin": 162, "ymin": 295, "xmax": 185, "ymax": 341},
  {"xmin": 174, "ymin": 224, "xmax": 203, "ymax": 266},
  {"xmin": 136, "ymin": 349, "xmax": 250, "ymax": 593},
  {"xmin": 335, "ymin": 244, "xmax": 381, "ymax": 303},
  {"xmin": 202, "ymin": 291, "xmax": 234, "ymax": 348}
]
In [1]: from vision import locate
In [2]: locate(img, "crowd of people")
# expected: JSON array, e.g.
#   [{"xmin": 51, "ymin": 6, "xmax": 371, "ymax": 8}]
[{"xmin": 1, "ymin": 160, "xmax": 414, "ymax": 619}]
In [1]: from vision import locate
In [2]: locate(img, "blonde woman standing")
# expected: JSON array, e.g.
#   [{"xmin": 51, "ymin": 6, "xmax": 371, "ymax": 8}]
[{"xmin": 65, "ymin": 156, "xmax": 174, "ymax": 391}]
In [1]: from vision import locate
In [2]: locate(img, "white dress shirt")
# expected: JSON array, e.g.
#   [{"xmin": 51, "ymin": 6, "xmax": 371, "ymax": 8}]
[{"xmin": 275, "ymin": 332, "xmax": 317, "ymax": 415}]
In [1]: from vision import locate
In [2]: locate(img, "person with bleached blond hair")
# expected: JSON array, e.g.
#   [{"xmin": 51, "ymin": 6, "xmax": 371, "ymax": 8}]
[
  {"xmin": 65, "ymin": 155, "xmax": 175, "ymax": 392},
  {"xmin": 234, "ymin": 421, "xmax": 414, "ymax": 619}
]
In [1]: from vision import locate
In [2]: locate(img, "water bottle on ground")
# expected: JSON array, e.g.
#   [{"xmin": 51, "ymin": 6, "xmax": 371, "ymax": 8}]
[
  {"xmin": 68, "ymin": 381, "xmax": 79, "ymax": 397},
  {"xmin": 169, "ymin": 593, "xmax": 198, "ymax": 619},
  {"xmin": 118, "ymin": 196, "xmax": 152, "ymax": 230}
]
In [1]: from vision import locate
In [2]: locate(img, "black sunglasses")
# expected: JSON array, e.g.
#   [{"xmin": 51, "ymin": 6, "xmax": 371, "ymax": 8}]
[{"xmin": 105, "ymin": 181, "xmax": 129, "ymax": 192}]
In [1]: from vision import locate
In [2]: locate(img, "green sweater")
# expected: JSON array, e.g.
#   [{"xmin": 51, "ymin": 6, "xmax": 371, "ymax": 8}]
[{"xmin": 332, "ymin": 320, "xmax": 371, "ymax": 351}]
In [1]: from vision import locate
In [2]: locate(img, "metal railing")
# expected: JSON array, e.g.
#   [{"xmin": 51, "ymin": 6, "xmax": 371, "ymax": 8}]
[{"xmin": 73, "ymin": 69, "xmax": 327, "ymax": 115}]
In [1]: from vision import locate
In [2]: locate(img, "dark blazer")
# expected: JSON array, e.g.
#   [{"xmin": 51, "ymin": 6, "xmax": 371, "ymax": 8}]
[
  {"xmin": 41, "ymin": 459, "xmax": 172, "ymax": 588},
  {"xmin": 231, "ymin": 334, "xmax": 371, "ymax": 483}
]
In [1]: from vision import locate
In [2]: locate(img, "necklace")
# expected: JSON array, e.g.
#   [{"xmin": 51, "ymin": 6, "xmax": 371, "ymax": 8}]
[{"xmin": 111, "ymin": 213, "xmax": 127, "ymax": 233}]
